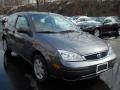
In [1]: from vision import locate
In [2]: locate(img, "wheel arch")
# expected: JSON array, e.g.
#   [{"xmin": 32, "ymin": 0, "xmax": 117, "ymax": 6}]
[
  {"xmin": 31, "ymin": 50, "xmax": 51, "ymax": 74},
  {"xmin": 31, "ymin": 50, "xmax": 45, "ymax": 63},
  {"xmin": 32, "ymin": 50, "xmax": 51, "ymax": 67}
]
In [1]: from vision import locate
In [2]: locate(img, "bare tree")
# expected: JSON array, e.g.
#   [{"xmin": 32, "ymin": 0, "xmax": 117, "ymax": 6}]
[
  {"xmin": 36, "ymin": 0, "xmax": 46, "ymax": 7},
  {"xmin": 36, "ymin": 0, "xmax": 39, "ymax": 7}
]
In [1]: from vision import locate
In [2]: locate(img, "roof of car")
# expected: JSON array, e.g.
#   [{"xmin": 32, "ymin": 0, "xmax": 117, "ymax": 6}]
[
  {"xmin": 104, "ymin": 17, "xmax": 116, "ymax": 21},
  {"xmin": 12, "ymin": 11, "xmax": 59, "ymax": 16}
]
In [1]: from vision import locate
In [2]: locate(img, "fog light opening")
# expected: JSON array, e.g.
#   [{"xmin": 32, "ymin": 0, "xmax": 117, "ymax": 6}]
[{"xmin": 52, "ymin": 64, "xmax": 61, "ymax": 70}]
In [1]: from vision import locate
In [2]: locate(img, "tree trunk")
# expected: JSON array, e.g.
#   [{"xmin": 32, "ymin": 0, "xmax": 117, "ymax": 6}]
[{"xmin": 36, "ymin": 0, "xmax": 39, "ymax": 7}]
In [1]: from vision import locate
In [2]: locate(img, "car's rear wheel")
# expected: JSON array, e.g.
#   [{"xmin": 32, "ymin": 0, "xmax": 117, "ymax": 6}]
[
  {"xmin": 33, "ymin": 54, "xmax": 48, "ymax": 83},
  {"xmin": 3, "ymin": 39, "xmax": 11, "ymax": 54},
  {"xmin": 3, "ymin": 39, "xmax": 8, "ymax": 52},
  {"xmin": 3, "ymin": 39, "xmax": 12, "ymax": 67},
  {"xmin": 118, "ymin": 28, "xmax": 120, "ymax": 36},
  {"xmin": 94, "ymin": 29, "xmax": 100, "ymax": 37}
]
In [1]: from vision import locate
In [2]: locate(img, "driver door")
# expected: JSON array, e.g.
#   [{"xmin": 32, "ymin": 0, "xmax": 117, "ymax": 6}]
[
  {"xmin": 15, "ymin": 16, "xmax": 32, "ymax": 59},
  {"xmin": 102, "ymin": 19, "xmax": 114, "ymax": 31}
]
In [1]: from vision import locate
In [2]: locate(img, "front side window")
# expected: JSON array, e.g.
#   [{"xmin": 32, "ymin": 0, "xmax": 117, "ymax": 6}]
[
  {"xmin": 31, "ymin": 14, "xmax": 79, "ymax": 33},
  {"xmin": 104, "ymin": 19, "xmax": 112, "ymax": 24},
  {"xmin": 16, "ymin": 16, "xmax": 29, "ymax": 30}
]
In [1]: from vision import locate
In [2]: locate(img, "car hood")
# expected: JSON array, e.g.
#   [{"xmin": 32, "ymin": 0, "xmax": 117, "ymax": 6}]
[
  {"xmin": 76, "ymin": 21, "xmax": 101, "ymax": 26},
  {"xmin": 87, "ymin": 20, "xmax": 101, "ymax": 24},
  {"xmin": 35, "ymin": 32, "xmax": 108, "ymax": 55}
]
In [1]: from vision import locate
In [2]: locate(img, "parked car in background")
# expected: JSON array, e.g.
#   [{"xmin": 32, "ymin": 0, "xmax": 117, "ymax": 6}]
[
  {"xmin": 2, "ymin": 12, "xmax": 117, "ymax": 83},
  {"xmin": 0, "ymin": 15, "xmax": 7, "ymax": 32},
  {"xmin": 0, "ymin": 15, "xmax": 6, "ymax": 19},
  {"xmin": 67, "ymin": 16, "xmax": 78, "ymax": 24},
  {"xmin": 91, "ymin": 17, "xmax": 106, "ymax": 23},
  {"xmin": 77, "ymin": 16, "xmax": 120, "ymax": 37},
  {"xmin": 0, "ymin": 17, "xmax": 3, "ymax": 32},
  {"xmin": 75, "ymin": 16, "xmax": 102, "ymax": 35},
  {"xmin": 93, "ymin": 17, "xmax": 120, "ymax": 37}
]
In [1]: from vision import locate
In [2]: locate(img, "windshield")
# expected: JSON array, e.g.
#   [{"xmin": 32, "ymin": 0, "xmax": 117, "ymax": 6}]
[
  {"xmin": 77, "ymin": 17, "xmax": 92, "ymax": 22},
  {"xmin": 31, "ymin": 14, "xmax": 79, "ymax": 33},
  {"xmin": 113, "ymin": 17, "xmax": 120, "ymax": 22}
]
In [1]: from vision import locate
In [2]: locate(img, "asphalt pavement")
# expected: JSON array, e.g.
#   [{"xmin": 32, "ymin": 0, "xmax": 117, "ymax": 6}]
[{"xmin": 0, "ymin": 35, "xmax": 120, "ymax": 90}]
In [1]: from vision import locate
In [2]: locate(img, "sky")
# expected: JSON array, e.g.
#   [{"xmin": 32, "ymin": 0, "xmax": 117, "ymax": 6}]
[{"xmin": 29, "ymin": 0, "xmax": 36, "ymax": 3}]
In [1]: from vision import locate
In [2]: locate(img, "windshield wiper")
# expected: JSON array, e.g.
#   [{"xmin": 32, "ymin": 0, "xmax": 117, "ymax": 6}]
[
  {"xmin": 36, "ymin": 31, "xmax": 57, "ymax": 33},
  {"xmin": 37, "ymin": 30, "xmax": 78, "ymax": 33},
  {"xmin": 59, "ymin": 30, "xmax": 77, "ymax": 33}
]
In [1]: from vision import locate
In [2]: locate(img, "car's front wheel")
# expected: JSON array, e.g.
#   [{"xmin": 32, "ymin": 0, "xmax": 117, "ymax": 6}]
[
  {"xmin": 33, "ymin": 54, "xmax": 48, "ymax": 83},
  {"xmin": 94, "ymin": 29, "xmax": 100, "ymax": 37}
]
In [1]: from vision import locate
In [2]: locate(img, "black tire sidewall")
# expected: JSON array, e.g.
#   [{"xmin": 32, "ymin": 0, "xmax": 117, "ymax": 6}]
[{"xmin": 3, "ymin": 39, "xmax": 12, "ymax": 57}]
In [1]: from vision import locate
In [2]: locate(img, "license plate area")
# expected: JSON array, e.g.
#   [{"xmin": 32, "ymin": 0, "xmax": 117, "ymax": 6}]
[{"xmin": 96, "ymin": 62, "xmax": 108, "ymax": 73}]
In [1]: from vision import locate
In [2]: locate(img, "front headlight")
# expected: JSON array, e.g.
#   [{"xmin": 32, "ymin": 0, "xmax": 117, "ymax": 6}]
[
  {"xmin": 58, "ymin": 50, "xmax": 85, "ymax": 62},
  {"xmin": 108, "ymin": 44, "xmax": 114, "ymax": 55}
]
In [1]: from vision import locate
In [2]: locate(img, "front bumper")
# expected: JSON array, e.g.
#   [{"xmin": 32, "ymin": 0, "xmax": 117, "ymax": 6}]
[
  {"xmin": 101, "ymin": 30, "xmax": 118, "ymax": 36},
  {"xmin": 62, "ymin": 59, "xmax": 115, "ymax": 81},
  {"xmin": 51, "ymin": 53, "xmax": 117, "ymax": 81}
]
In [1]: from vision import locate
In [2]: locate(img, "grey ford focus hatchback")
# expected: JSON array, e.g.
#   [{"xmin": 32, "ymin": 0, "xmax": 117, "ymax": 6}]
[{"xmin": 2, "ymin": 12, "xmax": 117, "ymax": 82}]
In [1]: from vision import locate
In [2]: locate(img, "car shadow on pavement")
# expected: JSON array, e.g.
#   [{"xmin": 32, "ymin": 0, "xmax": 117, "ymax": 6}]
[{"xmin": 3, "ymin": 51, "xmax": 110, "ymax": 90}]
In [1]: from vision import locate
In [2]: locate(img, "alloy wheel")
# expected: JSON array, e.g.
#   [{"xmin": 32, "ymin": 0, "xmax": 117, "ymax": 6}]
[
  {"xmin": 94, "ymin": 29, "xmax": 100, "ymax": 37},
  {"xmin": 34, "ymin": 57, "xmax": 46, "ymax": 80}
]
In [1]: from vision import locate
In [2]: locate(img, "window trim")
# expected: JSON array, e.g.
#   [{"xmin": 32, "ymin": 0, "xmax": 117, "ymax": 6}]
[{"xmin": 104, "ymin": 19, "xmax": 112, "ymax": 24}]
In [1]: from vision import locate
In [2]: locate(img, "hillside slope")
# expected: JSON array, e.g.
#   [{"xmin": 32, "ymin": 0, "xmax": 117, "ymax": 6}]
[{"xmin": 2, "ymin": 0, "xmax": 120, "ymax": 16}]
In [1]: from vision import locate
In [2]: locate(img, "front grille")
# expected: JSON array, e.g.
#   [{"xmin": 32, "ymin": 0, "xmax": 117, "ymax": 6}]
[{"xmin": 84, "ymin": 51, "xmax": 108, "ymax": 60}]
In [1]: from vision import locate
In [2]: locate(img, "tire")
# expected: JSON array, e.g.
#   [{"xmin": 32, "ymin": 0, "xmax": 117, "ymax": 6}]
[
  {"xmin": 3, "ymin": 39, "xmax": 12, "ymax": 55},
  {"xmin": 117, "ymin": 28, "xmax": 120, "ymax": 36},
  {"xmin": 3, "ymin": 39, "xmax": 12, "ymax": 66},
  {"xmin": 94, "ymin": 29, "xmax": 100, "ymax": 37},
  {"xmin": 4, "ymin": 50, "xmax": 12, "ymax": 70},
  {"xmin": 33, "ymin": 54, "xmax": 48, "ymax": 83}
]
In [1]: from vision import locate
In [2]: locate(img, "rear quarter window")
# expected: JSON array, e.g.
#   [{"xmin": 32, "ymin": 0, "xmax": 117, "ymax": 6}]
[{"xmin": 8, "ymin": 14, "xmax": 17, "ymax": 27}]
